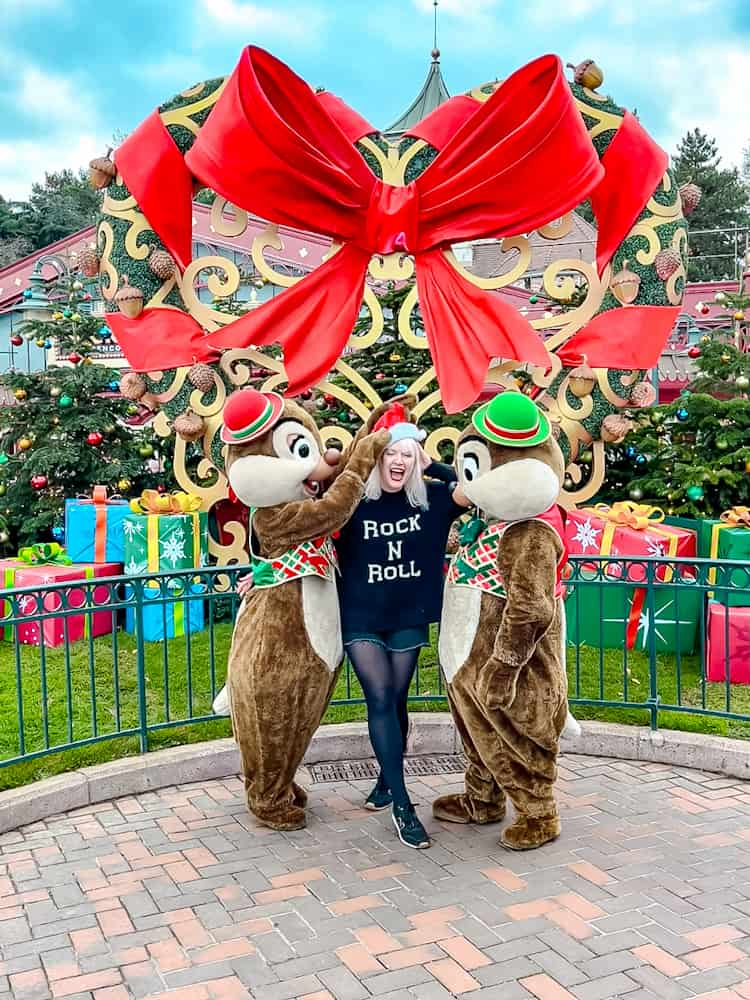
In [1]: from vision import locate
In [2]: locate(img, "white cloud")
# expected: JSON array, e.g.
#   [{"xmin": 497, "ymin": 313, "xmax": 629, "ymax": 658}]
[
  {"xmin": 0, "ymin": 133, "xmax": 105, "ymax": 200},
  {"xmin": 17, "ymin": 64, "xmax": 97, "ymax": 126},
  {"xmin": 412, "ymin": 0, "xmax": 499, "ymax": 13},
  {"xmin": 196, "ymin": 0, "xmax": 326, "ymax": 43}
]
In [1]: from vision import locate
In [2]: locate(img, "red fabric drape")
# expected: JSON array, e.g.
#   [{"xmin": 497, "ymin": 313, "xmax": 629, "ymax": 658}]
[
  {"xmin": 106, "ymin": 309, "xmax": 219, "ymax": 372},
  {"xmin": 563, "ymin": 304, "xmax": 680, "ymax": 370},
  {"xmin": 182, "ymin": 47, "xmax": 601, "ymax": 411}
]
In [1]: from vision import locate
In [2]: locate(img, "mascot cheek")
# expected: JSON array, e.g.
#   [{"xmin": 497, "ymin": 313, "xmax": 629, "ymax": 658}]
[
  {"xmin": 466, "ymin": 459, "xmax": 561, "ymax": 521},
  {"xmin": 228, "ymin": 454, "xmax": 315, "ymax": 506}
]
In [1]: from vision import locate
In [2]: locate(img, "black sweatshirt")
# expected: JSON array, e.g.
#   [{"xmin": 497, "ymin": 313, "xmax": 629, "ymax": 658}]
[{"xmin": 334, "ymin": 463, "xmax": 462, "ymax": 632}]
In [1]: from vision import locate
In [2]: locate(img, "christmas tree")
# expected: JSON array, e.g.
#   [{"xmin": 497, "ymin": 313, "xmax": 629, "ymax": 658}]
[
  {"xmin": 0, "ymin": 273, "xmax": 171, "ymax": 550},
  {"xmin": 596, "ymin": 289, "xmax": 750, "ymax": 517}
]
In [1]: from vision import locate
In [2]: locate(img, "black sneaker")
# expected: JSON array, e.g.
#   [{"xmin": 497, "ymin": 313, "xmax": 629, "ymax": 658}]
[
  {"xmin": 364, "ymin": 777, "xmax": 392, "ymax": 811},
  {"xmin": 392, "ymin": 803, "xmax": 431, "ymax": 849}
]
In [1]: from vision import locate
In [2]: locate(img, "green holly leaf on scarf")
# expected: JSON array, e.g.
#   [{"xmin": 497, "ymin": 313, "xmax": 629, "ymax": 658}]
[{"xmin": 459, "ymin": 515, "xmax": 487, "ymax": 546}]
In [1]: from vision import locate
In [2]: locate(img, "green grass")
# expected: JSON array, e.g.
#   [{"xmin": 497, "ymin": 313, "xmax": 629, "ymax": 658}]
[{"xmin": 0, "ymin": 621, "xmax": 748, "ymax": 792}]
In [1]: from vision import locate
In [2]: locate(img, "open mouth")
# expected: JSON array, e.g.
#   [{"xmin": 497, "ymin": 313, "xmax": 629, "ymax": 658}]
[
  {"xmin": 389, "ymin": 468, "xmax": 405, "ymax": 483},
  {"xmin": 302, "ymin": 478, "xmax": 322, "ymax": 498}
]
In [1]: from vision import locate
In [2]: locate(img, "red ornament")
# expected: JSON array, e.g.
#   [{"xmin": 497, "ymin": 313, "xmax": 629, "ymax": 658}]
[
  {"xmin": 323, "ymin": 393, "xmax": 335, "ymax": 404},
  {"xmin": 31, "ymin": 474, "xmax": 48, "ymax": 490},
  {"xmin": 157, "ymin": 484, "xmax": 167, "ymax": 494},
  {"xmin": 700, "ymin": 304, "xmax": 710, "ymax": 316},
  {"xmin": 68, "ymin": 352, "xmax": 82, "ymax": 365},
  {"xmin": 687, "ymin": 346, "xmax": 701, "ymax": 359},
  {"xmin": 86, "ymin": 431, "xmax": 104, "ymax": 446},
  {"xmin": 10, "ymin": 335, "xmax": 23, "ymax": 347},
  {"xmin": 375, "ymin": 373, "xmax": 386, "ymax": 381},
  {"xmin": 301, "ymin": 389, "xmax": 313, "ymax": 400}
]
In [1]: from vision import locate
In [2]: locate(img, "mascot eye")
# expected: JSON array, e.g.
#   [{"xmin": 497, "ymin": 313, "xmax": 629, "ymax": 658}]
[
  {"xmin": 290, "ymin": 436, "xmax": 311, "ymax": 460},
  {"xmin": 462, "ymin": 453, "xmax": 480, "ymax": 482}
]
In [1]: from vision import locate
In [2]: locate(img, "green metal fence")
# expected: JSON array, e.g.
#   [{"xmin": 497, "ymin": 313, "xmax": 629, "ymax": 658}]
[{"xmin": 0, "ymin": 554, "xmax": 748, "ymax": 773}]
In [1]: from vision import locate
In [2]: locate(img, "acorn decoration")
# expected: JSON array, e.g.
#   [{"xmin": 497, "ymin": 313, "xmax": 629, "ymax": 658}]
[
  {"xmin": 149, "ymin": 247, "xmax": 176, "ymax": 281},
  {"xmin": 187, "ymin": 363, "xmax": 215, "ymax": 393},
  {"xmin": 629, "ymin": 380, "xmax": 657, "ymax": 408},
  {"xmin": 610, "ymin": 260, "xmax": 640, "ymax": 305},
  {"xmin": 119, "ymin": 371, "xmax": 147, "ymax": 401},
  {"xmin": 679, "ymin": 182, "xmax": 702, "ymax": 217},
  {"xmin": 568, "ymin": 363, "xmax": 596, "ymax": 398},
  {"xmin": 601, "ymin": 413, "xmax": 633, "ymax": 443},
  {"xmin": 567, "ymin": 59, "xmax": 603, "ymax": 90},
  {"xmin": 115, "ymin": 276, "xmax": 144, "ymax": 319},
  {"xmin": 173, "ymin": 408, "xmax": 206, "ymax": 442},
  {"xmin": 89, "ymin": 149, "xmax": 116, "ymax": 190},
  {"xmin": 654, "ymin": 248, "xmax": 681, "ymax": 280},
  {"xmin": 79, "ymin": 246, "xmax": 101, "ymax": 277}
]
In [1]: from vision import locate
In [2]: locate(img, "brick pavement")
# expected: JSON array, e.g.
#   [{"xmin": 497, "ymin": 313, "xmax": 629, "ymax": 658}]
[{"xmin": 2, "ymin": 754, "xmax": 750, "ymax": 999}]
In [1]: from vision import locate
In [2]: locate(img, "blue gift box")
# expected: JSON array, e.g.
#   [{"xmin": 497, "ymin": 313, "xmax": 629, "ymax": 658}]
[
  {"xmin": 65, "ymin": 490, "xmax": 131, "ymax": 564},
  {"xmin": 125, "ymin": 581, "xmax": 206, "ymax": 642}
]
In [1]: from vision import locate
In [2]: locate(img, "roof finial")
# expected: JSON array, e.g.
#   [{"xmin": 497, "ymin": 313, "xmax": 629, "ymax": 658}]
[{"xmin": 432, "ymin": 0, "xmax": 440, "ymax": 62}]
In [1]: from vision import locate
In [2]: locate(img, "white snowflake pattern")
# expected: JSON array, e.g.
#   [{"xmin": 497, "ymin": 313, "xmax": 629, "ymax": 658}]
[
  {"xmin": 18, "ymin": 595, "xmax": 36, "ymax": 613},
  {"xmin": 125, "ymin": 557, "xmax": 144, "ymax": 575},
  {"xmin": 123, "ymin": 519, "xmax": 142, "ymax": 541},
  {"xmin": 646, "ymin": 538, "xmax": 665, "ymax": 558},
  {"xmin": 160, "ymin": 528, "xmax": 187, "ymax": 568},
  {"xmin": 637, "ymin": 597, "xmax": 695, "ymax": 648},
  {"xmin": 572, "ymin": 518, "xmax": 601, "ymax": 553}
]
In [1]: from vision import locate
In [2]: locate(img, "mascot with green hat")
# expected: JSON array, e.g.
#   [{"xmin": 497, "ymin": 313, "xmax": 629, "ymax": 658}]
[{"xmin": 434, "ymin": 391, "xmax": 572, "ymax": 850}]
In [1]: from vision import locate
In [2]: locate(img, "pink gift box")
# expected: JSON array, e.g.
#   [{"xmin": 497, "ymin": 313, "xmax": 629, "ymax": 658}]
[
  {"xmin": 706, "ymin": 601, "xmax": 750, "ymax": 684},
  {"xmin": 12, "ymin": 562, "xmax": 122, "ymax": 647}
]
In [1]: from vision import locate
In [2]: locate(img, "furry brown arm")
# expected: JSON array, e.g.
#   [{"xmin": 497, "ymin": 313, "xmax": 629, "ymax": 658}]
[
  {"xmin": 334, "ymin": 394, "xmax": 418, "ymax": 473},
  {"xmin": 476, "ymin": 519, "xmax": 561, "ymax": 711},
  {"xmin": 256, "ymin": 430, "xmax": 390, "ymax": 555}
]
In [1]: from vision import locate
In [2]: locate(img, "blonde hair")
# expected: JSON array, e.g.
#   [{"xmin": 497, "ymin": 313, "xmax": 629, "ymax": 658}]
[{"xmin": 364, "ymin": 437, "xmax": 429, "ymax": 510}]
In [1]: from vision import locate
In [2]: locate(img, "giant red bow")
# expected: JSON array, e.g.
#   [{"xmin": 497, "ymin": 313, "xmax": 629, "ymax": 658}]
[
  {"xmin": 183, "ymin": 48, "xmax": 603, "ymax": 412},
  {"xmin": 113, "ymin": 47, "xmax": 677, "ymax": 412}
]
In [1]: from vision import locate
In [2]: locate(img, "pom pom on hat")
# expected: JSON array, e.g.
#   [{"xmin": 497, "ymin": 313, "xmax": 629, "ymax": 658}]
[{"xmin": 373, "ymin": 402, "xmax": 426, "ymax": 443}]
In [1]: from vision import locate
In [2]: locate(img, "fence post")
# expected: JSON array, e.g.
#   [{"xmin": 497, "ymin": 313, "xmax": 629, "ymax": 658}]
[
  {"xmin": 645, "ymin": 560, "xmax": 660, "ymax": 730},
  {"xmin": 133, "ymin": 578, "xmax": 149, "ymax": 753}
]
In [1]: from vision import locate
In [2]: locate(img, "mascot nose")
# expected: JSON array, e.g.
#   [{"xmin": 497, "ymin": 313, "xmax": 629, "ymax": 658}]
[{"xmin": 323, "ymin": 448, "xmax": 341, "ymax": 467}]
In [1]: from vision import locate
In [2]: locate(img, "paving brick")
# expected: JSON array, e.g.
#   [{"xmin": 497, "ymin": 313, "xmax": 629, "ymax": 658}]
[
  {"xmin": 50, "ymin": 970, "xmax": 122, "ymax": 998},
  {"xmin": 519, "ymin": 973, "xmax": 578, "ymax": 999},
  {"xmin": 685, "ymin": 942, "xmax": 747, "ymax": 970}
]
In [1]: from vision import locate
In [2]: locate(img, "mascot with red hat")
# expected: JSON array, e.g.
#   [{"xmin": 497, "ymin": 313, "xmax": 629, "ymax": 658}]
[{"xmin": 219, "ymin": 387, "xmax": 389, "ymax": 830}]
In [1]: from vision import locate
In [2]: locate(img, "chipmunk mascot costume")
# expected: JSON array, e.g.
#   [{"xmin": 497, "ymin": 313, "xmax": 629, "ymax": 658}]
[
  {"xmin": 434, "ymin": 392, "xmax": 570, "ymax": 851},
  {"xmin": 219, "ymin": 387, "xmax": 388, "ymax": 831}
]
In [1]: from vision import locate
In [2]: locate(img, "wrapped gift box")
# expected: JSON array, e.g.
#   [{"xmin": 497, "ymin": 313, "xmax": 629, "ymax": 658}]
[
  {"xmin": 64, "ymin": 486, "xmax": 131, "ymax": 564},
  {"xmin": 12, "ymin": 560, "xmax": 122, "ymax": 647},
  {"xmin": 699, "ymin": 508, "xmax": 750, "ymax": 607},
  {"xmin": 565, "ymin": 578, "xmax": 701, "ymax": 654},
  {"xmin": 705, "ymin": 601, "xmax": 750, "ymax": 684},
  {"xmin": 0, "ymin": 559, "xmax": 29, "ymax": 640},
  {"xmin": 566, "ymin": 503, "xmax": 699, "ymax": 653},
  {"xmin": 123, "ymin": 492, "xmax": 208, "ymax": 576},
  {"xmin": 125, "ymin": 581, "xmax": 205, "ymax": 642}
]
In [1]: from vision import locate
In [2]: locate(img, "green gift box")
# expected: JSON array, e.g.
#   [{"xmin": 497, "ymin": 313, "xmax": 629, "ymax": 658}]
[
  {"xmin": 566, "ymin": 577, "xmax": 702, "ymax": 654},
  {"xmin": 123, "ymin": 510, "xmax": 209, "ymax": 575},
  {"xmin": 698, "ymin": 509, "xmax": 750, "ymax": 607}
]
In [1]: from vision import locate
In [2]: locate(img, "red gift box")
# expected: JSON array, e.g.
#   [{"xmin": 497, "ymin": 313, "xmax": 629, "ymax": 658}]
[
  {"xmin": 12, "ymin": 562, "xmax": 122, "ymax": 647},
  {"xmin": 567, "ymin": 503, "xmax": 696, "ymax": 583},
  {"xmin": 0, "ymin": 560, "xmax": 29, "ymax": 641},
  {"xmin": 706, "ymin": 601, "xmax": 750, "ymax": 684}
]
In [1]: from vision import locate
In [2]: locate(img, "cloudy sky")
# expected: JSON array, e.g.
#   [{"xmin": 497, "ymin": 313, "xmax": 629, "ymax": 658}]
[{"xmin": 1, "ymin": 0, "xmax": 748, "ymax": 201}]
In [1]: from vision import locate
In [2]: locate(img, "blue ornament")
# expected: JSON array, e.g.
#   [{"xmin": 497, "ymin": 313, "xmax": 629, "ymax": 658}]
[
  {"xmin": 395, "ymin": 383, "xmax": 408, "ymax": 394},
  {"xmin": 680, "ymin": 389, "xmax": 691, "ymax": 397},
  {"xmin": 108, "ymin": 380, "xmax": 120, "ymax": 392},
  {"xmin": 626, "ymin": 445, "xmax": 637, "ymax": 458},
  {"xmin": 635, "ymin": 454, "xmax": 647, "ymax": 465},
  {"xmin": 51, "ymin": 526, "xmax": 64, "ymax": 542},
  {"xmin": 22, "ymin": 289, "xmax": 32, "ymax": 299},
  {"xmin": 676, "ymin": 407, "xmax": 689, "ymax": 422},
  {"xmin": 44, "ymin": 340, "xmax": 52, "ymax": 349},
  {"xmin": 98, "ymin": 325, "xmax": 112, "ymax": 339}
]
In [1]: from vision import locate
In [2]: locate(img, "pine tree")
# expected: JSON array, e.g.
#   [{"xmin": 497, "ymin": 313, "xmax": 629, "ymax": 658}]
[
  {"xmin": 0, "ymin": 273, "xmax": 171, "ymax": 550},
  {"xmin": 596, "ymin": 289, "xmax": 750, "ymax": 517},
  {"xmin": 673, "ymin": 129, "xmax": 749, "ymax": 281}
]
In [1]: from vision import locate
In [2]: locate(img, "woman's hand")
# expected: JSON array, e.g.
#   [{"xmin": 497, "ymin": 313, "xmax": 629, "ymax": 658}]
[
  {"xmin": 237, "ymin": 572, "xmax": 254, "ymax": 597},
  {"xmin": 417, "ymin": 445, "xmax": 432, "ymax": 472}
]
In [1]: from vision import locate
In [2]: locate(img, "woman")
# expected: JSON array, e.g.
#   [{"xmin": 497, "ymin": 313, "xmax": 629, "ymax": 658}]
[{"xmin": 334, "ymin": 408, "xmax": 470, "ymax": 849}]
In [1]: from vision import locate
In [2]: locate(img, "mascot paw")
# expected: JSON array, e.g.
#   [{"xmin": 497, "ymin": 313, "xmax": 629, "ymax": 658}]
[
  {"xmin": 477, "ymin": 658, "xmax": 519, "ymax": 711},
  {"xmin": 433, "ymin": 793, "xmax": 506, "ymax": 825},
  {"xmin": 251, "ymin": 802, "xmax": 307, "ymax": 832},
  {"xmin": 561, "ymin": 710, "xmax": 582, "ymax": 740},
  {"xmin": 500, "ymin": 814, "xmax": 561, "ymax": 851},
  {"xmin": 292, "ymin": 782, "xmax": 308, "ymax": 807}
]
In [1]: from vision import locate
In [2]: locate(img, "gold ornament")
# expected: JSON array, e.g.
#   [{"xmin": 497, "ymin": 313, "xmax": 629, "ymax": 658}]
[
  {"xmin": 115, "ymin": 276, "xmax": 144, "ymax": 319},
  {"xmin": 734, "ymin": 310, "xmax": 745, "ymax": 322},
  {"xmin": 568, "ymin": 363, "xmax": 596, "ymax": 397},
  {"xmin": 82, "ymin": 357, "xmax": 93, "ymax": 366},
  {"xmin": 173, "ymin": 408, "xmax": 206, "ymax": 442},
  {"xmin": 17, "ymin": 437, "xmax": 32, "ymax": 451},
  {"xmin": 678, "ymin": 181, "xmax": 702, "ymax": 217},
  {"xmin": 610, "ymin": 260, "xmax": 640, "ymax": 305},
  {"xmin": 745, "ymin": 460, "xmax": 750, "ymax": 474},
  {"xmin": 50, "ymin": 386, "xmax": 61, "ymax": 398},
  {"xmin": 117, "ymin": 478, "xmax": 132, "ymax": 492},
  {"xmin": 13, "ymin": 388, "xmax": 27, "ymax": 401},
  {"xmin": 567, "ymin": 59, "xmax": 603, "ymax": 90},
  {"xmin": 721, "ymin": 352, "xmax": 731, "ymax": 363},
  {"xmin": 89, "ymin": 150, "xmax": 116, "ymax": 189},
  {"xmin": 52, "ymin": 311, "xmax": 63, "ymax": 321},
  {"xmin": 120, "ymin": 371, "xmax": 147, "ymax": 400},
  {"xmin": 700, "ymin": 334, "xmax": 711, "ymax": 344},
  {"xmin": 389, "ymin": 353, "xmax": 401, "ymax": 362},
  {"xmin": 35, "ymin": 338, "xmax": 46, "ymax": 348}
]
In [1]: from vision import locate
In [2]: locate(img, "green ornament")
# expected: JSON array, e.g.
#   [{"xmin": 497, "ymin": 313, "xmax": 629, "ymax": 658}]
[
  {"xmin": 0, "ymin": 454, "xmax": 7, "ymax": 466},
  {"xmin": 58, "ymin": 394, "xmax": 73, "ymax": 408},
  {"xmin": 337, "ymin": 410, "xmax": 348, "ymax": 421},
  {"xmin": 736, "ymin": 375, "xmax": 749, "ymax": 390},
  {"xmin": 579, "ymin": 449, "xmax": 593, "ymax": 463},
  {"xmin": 529, "ymin": 295, "xmax": 539, "ymax": 304},
  {"xmin": 63, "ymin": 309, "xmax": 72, "ymax": 318},
  {"xmin": 139, "ymin": 444, "xmax": 154, "ymax": 458},
  {"xmin": 716, "ymin": 438, "xmax": 729, "ymax": 450},
  {"xmin": 127, "ymin": 404, "xmax": 139, "ymax": 416},
  {"xmin": 686, "ymin": 485, "xmax": 704, "ymax": 501},
  {"xmin": 0, "ymin": 485, "xmax": 6, "ymax": 498}
]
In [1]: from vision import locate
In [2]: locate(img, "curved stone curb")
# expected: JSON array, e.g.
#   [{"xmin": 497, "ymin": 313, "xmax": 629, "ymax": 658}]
[{"xmin": 1, "ymin": 715, "xmax": 748, "ymax": 834}]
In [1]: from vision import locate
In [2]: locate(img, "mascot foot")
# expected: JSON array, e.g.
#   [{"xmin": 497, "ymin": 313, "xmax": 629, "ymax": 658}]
[
  {"xmin": 561, "ymin": 710, "xmax": 581, "ymax": 740},
  {"xmin": 292, "ymin": 782, "xmax": 308, "ymax": 807},
  {"xmin": 251, "ymin": 802, "xmax": 307, "ymax": 832},
  {"xmin": 433, "ymin": 793, "xmax": 506, "ymax": 825},
  {"xmin": 212, "ymin": 685, "xmax": 230, "ymax": 717},
  {"xmin": 500, "ymin": 814, "xmax": 560, "ymax": 851}
]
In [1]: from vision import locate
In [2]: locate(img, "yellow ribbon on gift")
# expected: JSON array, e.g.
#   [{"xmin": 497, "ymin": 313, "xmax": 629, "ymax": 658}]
[
  {"xmin": 583, "ymin": 501, "xmax": 679, "ymax": 582},
  {"xmin": 707, "ymin": 506, "xmax": 750, "ymax": 592},
  {"xmin": 129, "ymin": 491, "xmax": 203, "ymax": 572}
]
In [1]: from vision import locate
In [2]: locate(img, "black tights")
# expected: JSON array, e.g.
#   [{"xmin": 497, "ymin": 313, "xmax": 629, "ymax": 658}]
[{"xmin": 347, "ymin": 641, "xmax": 421, "ymax": 808}]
